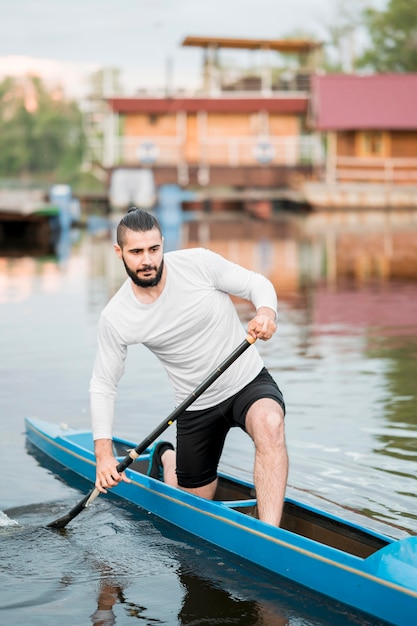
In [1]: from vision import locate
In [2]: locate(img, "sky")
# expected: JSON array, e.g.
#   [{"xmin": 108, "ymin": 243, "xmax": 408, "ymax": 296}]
[{"xmin": 0, "ymin": 0, "xmax": 384, "ymax": 98}]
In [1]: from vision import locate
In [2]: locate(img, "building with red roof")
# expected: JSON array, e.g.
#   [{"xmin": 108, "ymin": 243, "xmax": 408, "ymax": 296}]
[{"xmin": 309, "ymin": 74, "xmax": 417, "ymax": 186}]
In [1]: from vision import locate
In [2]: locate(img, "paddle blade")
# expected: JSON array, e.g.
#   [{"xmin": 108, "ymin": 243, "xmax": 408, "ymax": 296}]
[
  {"xmin": 47, "ymin": 512, "xmax": 78, "ymax": 530},
  {"xmin": 47, "ymin": 488, "xmax": 100, "ymax": 529}
]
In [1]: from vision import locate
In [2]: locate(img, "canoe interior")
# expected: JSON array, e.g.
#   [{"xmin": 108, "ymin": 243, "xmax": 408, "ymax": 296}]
[
  {"xmin": 216, "ymin": 476, "xmax": 388, "ymax": 558},
  {"xmin": 113, "ymin": 441, "xmax": 389, "ymax": 560}
]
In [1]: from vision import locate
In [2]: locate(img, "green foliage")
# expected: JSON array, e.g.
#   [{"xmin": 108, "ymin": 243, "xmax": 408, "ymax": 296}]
[
  {"xmin": 320, "ymin": 0, "xmax": 363, "ymax": 73},
  {"xmin": 0, "ymin": 75, "xmax": 85, "ymax": 181},
  {"xmin": 359, "ymin": 0, "xmax": 417, "ymax": 72}
]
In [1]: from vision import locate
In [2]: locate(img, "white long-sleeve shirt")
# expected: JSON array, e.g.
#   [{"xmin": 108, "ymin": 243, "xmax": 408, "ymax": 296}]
[{"xmin": 90, "ymin": 247, "xmax": 278, "ymax": 440}]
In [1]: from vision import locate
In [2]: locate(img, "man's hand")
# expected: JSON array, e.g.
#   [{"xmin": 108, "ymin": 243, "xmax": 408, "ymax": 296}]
[
  {"xmin": 247, "ymin": 307, "xmax": 277, "ymax": 341},
  {"xmin": 94, "ymin": 438, "xmax": 131, "ymax": 493}
]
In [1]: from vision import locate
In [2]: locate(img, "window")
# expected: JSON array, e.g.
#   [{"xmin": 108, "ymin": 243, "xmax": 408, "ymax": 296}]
[{"xmin": 359, "ymin": 131, "xmax": 388, "ymax": 157}]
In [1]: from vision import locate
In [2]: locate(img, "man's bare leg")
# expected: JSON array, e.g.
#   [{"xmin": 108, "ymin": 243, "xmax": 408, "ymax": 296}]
[
  {"xmin": 160, "ymin": 448, "xmax": 218, "ymax": 499},
  {"xmin": 245, "ymin": 398, "xmax": 288, "ymax": 526}
]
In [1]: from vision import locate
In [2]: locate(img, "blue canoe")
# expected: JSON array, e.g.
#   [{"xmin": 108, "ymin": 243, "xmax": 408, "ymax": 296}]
[{"xmin": 25, "ymin": 417, "xmax": 417, "ymax": 626}]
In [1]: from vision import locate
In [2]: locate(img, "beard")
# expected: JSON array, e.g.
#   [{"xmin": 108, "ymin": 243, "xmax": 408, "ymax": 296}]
[{"xmin": 122, "ymin": 256, "xmax": 164, "ymax": 288}]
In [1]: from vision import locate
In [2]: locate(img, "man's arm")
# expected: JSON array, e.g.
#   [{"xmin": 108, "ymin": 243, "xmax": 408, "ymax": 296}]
[
  {"xmin": 90, "ymin": 316, "xmax": 130, "ymax": 491},
  {"xmin": 90, "ymin": 315, "xmax": 128, "ymax": 439},
  {"xmin": 201, "ymin": 249, "xmax": 278, "ymax": 320}
]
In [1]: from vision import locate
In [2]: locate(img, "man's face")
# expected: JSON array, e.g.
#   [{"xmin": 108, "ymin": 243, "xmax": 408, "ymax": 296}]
[{"xmin": 114, "ymin": 227, "xmax": 164, "ymax": 288}]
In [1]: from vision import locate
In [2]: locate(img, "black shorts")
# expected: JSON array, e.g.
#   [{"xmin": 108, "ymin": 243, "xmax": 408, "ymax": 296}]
[{"xmin": 176, "ymin": 368, "xmax": 285, "ymax": 489}]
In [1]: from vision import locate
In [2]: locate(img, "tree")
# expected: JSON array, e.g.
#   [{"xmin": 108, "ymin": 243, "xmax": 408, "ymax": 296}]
[
  {"xmin": 321, "ymin": 0, "xmax": 361, "ymax": 72},
  {"xmin": 359, "ymin": 0, "xmax": 417, "ymax": 72},
  {"xmin": 0, "ymin": 75, "xmax": 85, "ymax": 181}
]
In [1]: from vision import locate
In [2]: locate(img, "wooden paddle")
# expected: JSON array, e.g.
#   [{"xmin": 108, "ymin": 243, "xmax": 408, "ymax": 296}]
[{"xmin": 47, "ymin": 335, "xmax": 256, "ymax": 529}]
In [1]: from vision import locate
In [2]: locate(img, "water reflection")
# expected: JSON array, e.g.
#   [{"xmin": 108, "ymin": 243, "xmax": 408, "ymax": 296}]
[
  {"xmin": 89, "ymin": 566, "xmax": 289, "ymax": 626},
  {"xmin": 156, "ymin": 184, "xmax": 195, "ymax": 253},
  {"xmin": 91, "ymin": 577, "xmax": 157, "ymax": 626},
  {"xmin": 177, "ymin": 567, "xmax": 288, "ymax": 626}
]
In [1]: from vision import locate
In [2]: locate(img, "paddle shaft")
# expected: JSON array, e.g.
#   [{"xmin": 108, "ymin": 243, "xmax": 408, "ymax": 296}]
[{"xmin": 47, "ymin": 335, "xmax": 256, "ymax": 529}]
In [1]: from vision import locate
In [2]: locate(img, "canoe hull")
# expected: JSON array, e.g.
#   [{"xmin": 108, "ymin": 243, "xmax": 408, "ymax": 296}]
[{"xmin": 25, "ymin": 417, "xmax": 417, "ymax": 626}]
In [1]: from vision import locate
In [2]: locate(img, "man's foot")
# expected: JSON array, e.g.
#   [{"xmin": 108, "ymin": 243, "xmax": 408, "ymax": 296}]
[{"xmin": 147, "ymin": 441, "xmax": 174, "ymax": 481}]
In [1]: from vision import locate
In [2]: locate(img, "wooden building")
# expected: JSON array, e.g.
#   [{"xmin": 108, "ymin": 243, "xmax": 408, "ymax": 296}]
[
  {"xmin": 309, "ymin": 74, "xmax": 417, "ymax": 185},
  {"xmin": 104, "ymin": 93, "xmax": 321, "ymax": 188},
  {"xmin": 92, "ymin": 36, "xmax": 325, "ymax": 211}
]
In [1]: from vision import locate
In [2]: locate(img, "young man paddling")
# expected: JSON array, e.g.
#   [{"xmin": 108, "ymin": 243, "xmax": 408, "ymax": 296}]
[{"xmin": 90, "ymin": 208, "xmax": 288, "ymax": 526}]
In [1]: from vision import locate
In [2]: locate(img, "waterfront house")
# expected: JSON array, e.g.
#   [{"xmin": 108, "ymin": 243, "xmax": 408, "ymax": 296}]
[
  {"xmin": 90, "ymin": 36, "xmax": 325, "ymax": 213},
  {"xmin": 309, "ymin": 73, "xmax": 417, "ymax": 186}
]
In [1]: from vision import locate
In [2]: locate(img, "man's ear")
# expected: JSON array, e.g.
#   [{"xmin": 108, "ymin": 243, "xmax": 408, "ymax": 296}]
[{"xmin": 114, "ymin": 243, "xmax": 122, "ymax": 259}]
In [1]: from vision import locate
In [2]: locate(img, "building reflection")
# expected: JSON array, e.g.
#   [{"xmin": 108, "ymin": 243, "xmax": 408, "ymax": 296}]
[
  {"xmin": 0, "ymin": 227, "xmax": 80, "ymax": 304},
  {"xmin": 3, "ymin": 209, "xmax": 416, "ymax": 306}
]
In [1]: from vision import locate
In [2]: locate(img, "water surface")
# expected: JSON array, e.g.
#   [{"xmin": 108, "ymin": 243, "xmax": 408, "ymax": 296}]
[{"xmin": 1, "ymin": 212, "xmax": 416, "ymax": 625}]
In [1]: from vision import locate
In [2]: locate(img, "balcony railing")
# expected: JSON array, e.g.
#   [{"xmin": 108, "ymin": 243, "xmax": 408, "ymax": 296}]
[
  {"xmin": 200, "ymin": 135, "xmax": 323, "ymax": 167},
  {"xmin": 103, "ymin": 134, "xmax": 324, "ymax": 169},
  {"xmin": 334, "ymin": 157, "xmax": 417, "ymax": 184}
]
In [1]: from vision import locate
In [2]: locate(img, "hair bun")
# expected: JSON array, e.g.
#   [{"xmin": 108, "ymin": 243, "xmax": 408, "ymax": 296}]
[{"xmin": 128, "ymin": 206, "xmax": 138, "ymax": 213}]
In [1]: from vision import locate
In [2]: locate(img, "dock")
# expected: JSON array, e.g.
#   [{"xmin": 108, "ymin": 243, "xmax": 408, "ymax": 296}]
[{"xmin": 0, "ymin": 190, "xmax": 60, "ymax": 254}]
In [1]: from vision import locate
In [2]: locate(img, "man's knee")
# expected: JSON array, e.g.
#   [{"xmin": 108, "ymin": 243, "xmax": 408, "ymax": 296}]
[
  {"xmin": 246, "ymin": 398, "xmax": 285, "ymax": 444},
  {"xmin": 180, "ymin": 479, "xmax": 217, "ymax": 500}
]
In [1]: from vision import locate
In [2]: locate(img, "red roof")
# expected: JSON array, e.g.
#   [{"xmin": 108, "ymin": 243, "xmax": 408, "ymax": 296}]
[
  {"xmin": 108, "ymin": 96, "xmax": 308, "ymax": 115},
  {"xmin": 311, "ymin": 74, "xmax": 417, "ymax": 130}
]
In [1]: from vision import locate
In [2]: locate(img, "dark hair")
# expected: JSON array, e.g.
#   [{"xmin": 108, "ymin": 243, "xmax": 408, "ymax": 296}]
[{"xmin": 116, "ymin": 207, "xmax": 162, "ymax": 247}]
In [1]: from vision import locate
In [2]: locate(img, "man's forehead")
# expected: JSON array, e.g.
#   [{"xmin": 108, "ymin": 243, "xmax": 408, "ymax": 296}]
[{"xmin": 125, "ymin": 228, "xmax": 162, "ymax": 246}]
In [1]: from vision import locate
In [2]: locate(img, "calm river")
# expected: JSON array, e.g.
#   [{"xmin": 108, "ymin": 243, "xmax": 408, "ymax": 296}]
[{"xmin": 1, "ymin": 208, "xmax": 416, "ymax": 625}]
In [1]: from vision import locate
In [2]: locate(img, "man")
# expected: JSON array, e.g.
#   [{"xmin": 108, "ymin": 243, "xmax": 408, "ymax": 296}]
[{"xmin": 90, "ymin": 208, "xmax": 288, "ymax": 526}]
